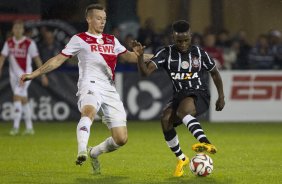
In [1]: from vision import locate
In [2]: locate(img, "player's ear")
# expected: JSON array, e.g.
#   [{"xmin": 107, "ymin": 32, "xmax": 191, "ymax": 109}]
[{"xmin": 86, "ymin": 16, "xmax": 90, "ymax": 23}]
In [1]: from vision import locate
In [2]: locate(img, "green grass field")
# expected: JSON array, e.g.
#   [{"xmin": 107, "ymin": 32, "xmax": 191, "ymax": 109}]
[{"xmin": 0, "ymin": 121, "xmax": 282, "ymax": 184}]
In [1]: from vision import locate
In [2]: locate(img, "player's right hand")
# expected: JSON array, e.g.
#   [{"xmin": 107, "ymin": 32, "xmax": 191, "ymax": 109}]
[
  {"xmin": 20, "ymin": 73, "xmax": 33, "ymax": 86},
  {"xmin": 132, "ymin": 40, "xmax": 145, "ymax": 57}
]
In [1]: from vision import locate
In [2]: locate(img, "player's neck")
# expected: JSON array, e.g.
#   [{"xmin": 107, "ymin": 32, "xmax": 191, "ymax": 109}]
[
  {"xmin": 14, "ymin": 35, "xmax": 24, "ymax": 40},
  {"xmin": 87, "ymin": 29, "xmax": 102, "ymax": 36}
]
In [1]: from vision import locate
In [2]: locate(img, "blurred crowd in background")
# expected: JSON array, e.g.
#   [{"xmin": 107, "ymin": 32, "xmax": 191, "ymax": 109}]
[{"xmin": 1, "ymin": 17, "xmax": 282, "ymax": 71}]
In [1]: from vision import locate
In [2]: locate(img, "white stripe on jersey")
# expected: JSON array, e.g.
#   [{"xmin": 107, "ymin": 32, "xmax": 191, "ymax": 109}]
[
  {"xmin": 158, "ymin": 59, "xmax": 165, "ymax": 63},
  {"xmin": 155, "ymin": 48, "xmax": 165, "ymax": 57},
  {"xmin": 203, "ymin": 62, "xmax": 208, "ymax": 69},
  {"xmin": 150, "ymin": 60, "xmax": 158, "ymax": 69},
  {"xmin": 188, "ymin": 52, "xmax": 192, "ymax": 72},
  {"xmin": 178, "ymin": 52, "xmax": 181, "ymax": 71},
  {"xmin": 189, "ymin": 81, "xmax": 192, "ymax": 87},
  {"xmin": 168, "ymin": 46, "xmax": 172, "ymax": 69},
  {"xmin": 171, "ymin": 80, "xmax": 178, "ymax": 92},
  {"xmin": 196, "ymin": 46, "xmax": 202, "ymax": 71},
  {"xmin": 205, "ymin": 51, "xmax": 213, "ymax": 65},
  {"xmin": 179, "ymin": 82, "xmax": 182, "ymax": 89},
  {"xmin": 198, "ymin": 78, "xmax": 202, "ymax": 87}
]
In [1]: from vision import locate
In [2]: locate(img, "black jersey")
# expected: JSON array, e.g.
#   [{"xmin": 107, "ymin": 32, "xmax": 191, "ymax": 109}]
[{"xmin": 150, "ymin": 45, "xmax": 216, "ymax": 93}]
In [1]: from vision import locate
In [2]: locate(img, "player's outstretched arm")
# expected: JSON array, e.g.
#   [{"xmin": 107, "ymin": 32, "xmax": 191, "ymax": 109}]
[
  {"xmin": 20, "ymin": 54, "xmax": 68, "ymax": 84},
  {"xmin": 132, "ymin": 40, "xmax": 156, "ymax": 77},
  {"xmin": 33, "ymin": 56, "xmax": 49, "ymax": 86},
  {"xmin": 210, "ymin": 67, "xmax": 225, "ymax": 111},
  {"xmin": 119, "ymin": 51, "xmax": 153, "ymax": 64}
]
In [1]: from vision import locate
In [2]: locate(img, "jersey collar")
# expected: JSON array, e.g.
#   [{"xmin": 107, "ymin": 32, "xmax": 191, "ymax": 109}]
[{"xmin": 85, "ymin": 32, "xmax": 103, "ymax": 39}]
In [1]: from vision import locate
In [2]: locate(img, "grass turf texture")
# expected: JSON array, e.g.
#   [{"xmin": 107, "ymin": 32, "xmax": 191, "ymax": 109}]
[{"xmin": 0, "ymin": 121, "xmax": 281, "ymax": 184}]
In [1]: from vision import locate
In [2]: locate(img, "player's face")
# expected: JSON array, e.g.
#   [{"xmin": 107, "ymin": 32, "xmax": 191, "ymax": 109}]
[
  {"xmin": 12, "ymin": 23, "xmax": 24, "ymax": 38},
  {"xmin": 87, "ymin": 9, "xmax": 106, "ymax": 34},
  {"xmin": 173, "ymin": 31, "xmax": 191, "ymax": 53}
]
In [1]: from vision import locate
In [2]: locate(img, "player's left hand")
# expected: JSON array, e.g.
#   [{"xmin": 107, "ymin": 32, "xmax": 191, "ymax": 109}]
[
  {"xmin": 215, "ymin": 97, "xmax": 225, "ymax": 111},
  {"xmin": 20, "ymin": 73, "xmax": 33, "ymax": 86},
  {"xmin": 132, "ymin": 40, "xmax": 145, "ymax": 56},
  {"xmin": 41, "ymin": 75, "xmax": 49, "ymax": 87}
]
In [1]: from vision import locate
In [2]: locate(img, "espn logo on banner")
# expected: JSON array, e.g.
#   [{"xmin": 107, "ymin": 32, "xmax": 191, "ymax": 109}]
[{"xmin": 231, "ymin": 75, "xmax": 282, "ymax": 100}]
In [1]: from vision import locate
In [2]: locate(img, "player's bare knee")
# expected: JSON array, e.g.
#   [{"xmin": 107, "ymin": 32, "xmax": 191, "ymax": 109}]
[
  {"xmin": 161, "ymin": 113, "xmax": 170, "ymax": 125},
  {"xmin": 81, "ymin": 105, "xmax": 96, "ymax": 121},
  {"xmin": 177, "ymin": 109, "xmax": 196, "ymax": 119},
  {"xmin": 161, "ymin": 115, "xmax": 171, "ymax": 131},
  {"xmin": 113, "ymin": 134, "xmax": 128, "ymax": 146}
]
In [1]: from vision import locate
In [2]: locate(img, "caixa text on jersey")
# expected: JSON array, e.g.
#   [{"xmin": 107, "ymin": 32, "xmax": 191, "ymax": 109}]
[{"xmin": 170, "ymin": 72, "xmax": 199, "ymax": 80}]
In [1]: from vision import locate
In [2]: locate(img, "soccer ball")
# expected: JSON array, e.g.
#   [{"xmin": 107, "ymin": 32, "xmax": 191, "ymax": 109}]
[{"xmin": 189, "ymin": 153, "xmax": 213, "ymax": 176}]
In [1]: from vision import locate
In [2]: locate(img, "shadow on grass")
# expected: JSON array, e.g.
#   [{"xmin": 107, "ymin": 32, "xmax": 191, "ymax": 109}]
[
  {"xmin": 76, "ymin": 175, "xmax": 129, "ymax": 184},
  {"xmin": 163, "ymin": 175, "xmax": 234, "ymax": 184}
]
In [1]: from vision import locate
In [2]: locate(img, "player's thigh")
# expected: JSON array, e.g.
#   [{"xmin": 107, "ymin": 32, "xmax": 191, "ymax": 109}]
[
  {"xmin": 100, "ymin": 91, "xmax": 127, "ymax": 129},
  {"xmin": 77, "ymin": 90, "xmax": 101, "ymax": 120},
  {"xmin": 110, "ymin": 126, "xmax": 128, "ymax": 146},
  {"xmin": 193, "ymin": 91, "xmax": 210, "ymax": 116},
  {"xmin": 161, "ymin": 102, "xmax": 181, "ymax": 130},
  {"xmin": 176, "ymin": 96, "xmax": 197, "ymax": 119}
]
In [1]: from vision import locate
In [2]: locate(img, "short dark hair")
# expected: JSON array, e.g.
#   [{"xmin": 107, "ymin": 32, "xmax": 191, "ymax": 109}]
[
  {"xmin": 172, "ymin": 20, "xmax": 190, "ymax": 33},
  {"xmin": 85, "ymin": 3, "xmax": 105, "ymax": 17}
]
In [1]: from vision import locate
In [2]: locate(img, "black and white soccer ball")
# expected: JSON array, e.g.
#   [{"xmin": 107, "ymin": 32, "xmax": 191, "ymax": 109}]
[{"xmin": 189, "ymin": 153, "xmax": 213, "ymax": 176}]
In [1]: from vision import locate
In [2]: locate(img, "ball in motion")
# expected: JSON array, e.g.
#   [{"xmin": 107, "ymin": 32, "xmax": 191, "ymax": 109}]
[{"xmin": 189, "ymin": 153, "xmax": 213, "ymax": 176}]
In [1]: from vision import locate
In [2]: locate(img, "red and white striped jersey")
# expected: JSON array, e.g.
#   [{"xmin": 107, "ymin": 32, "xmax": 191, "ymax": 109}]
[
  {"xmin": 61, "ymin": 32, "xmax": 127, "ymax": 91},
  {"xmin": 1, "ymin": 36, "xmax": 39, "ymax": 77}
]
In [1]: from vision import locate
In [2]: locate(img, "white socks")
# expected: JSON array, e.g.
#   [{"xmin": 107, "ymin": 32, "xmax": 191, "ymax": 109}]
[
  {"xmin": 182, "ymin": 114, "xmax": 195, "ymax": 126},
  {"xmin": 23, "ymin": 103, "xmax": 33, "ymax": 130},
  {"xmin": 90, "ymin": 137, "xmax": 120, "ymax": 158},
  {"xmin": 13, "ymin": 101, "xmax": 22, "ymax": 129},
  {"xmin": 77, "ymin": 117, "xmax": 92, "ymax": 153}
]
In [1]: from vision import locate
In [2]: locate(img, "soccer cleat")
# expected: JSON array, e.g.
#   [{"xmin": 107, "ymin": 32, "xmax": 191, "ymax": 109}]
[
  {"xmin": 173, "ymin": 156, "xmax": 189, "ymax": 177},
  {"xmin": 88, "ymin": 147, "xmax": 101, "ymax": 174},
  {"xmin": 75, "ymin": 151, "xmax": 87, "ymax": 166},
  {"xmin": 9, "ymin": 128, "xmax": 19, "ymax": 136},
  {"xmin": 192, "ymin": 143, "xmax": 217, "ymax": 154},
  {"xmin": 22, "ymin": 129, "xmax": 35, "ymax": 135}
]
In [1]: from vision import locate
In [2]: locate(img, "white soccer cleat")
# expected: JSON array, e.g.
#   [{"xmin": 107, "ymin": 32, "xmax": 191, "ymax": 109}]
[
  {"xmin": 9, "ymin": 128, "xmax": 19, "ymax": 136},
  {"xmin": 22, "ymin": 129, "xmax": 35, "ymax": 135},
  {"xmin": 88, "ymin": 147, "xmax": 101, "ymax": 174}
]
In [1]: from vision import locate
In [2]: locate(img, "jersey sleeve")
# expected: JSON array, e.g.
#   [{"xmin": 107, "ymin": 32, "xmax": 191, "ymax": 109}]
[
  {"xmin": 28, "ymin": 40, "xmax": 39, "ymax": 58},
  {"xmin": 150, "ymin": 48, "xmax": 167, "ymax": 69},
  {"xmin": 1, "ymin": 41, "xmax": 9, "ymax": 56},
  {"xmin": 114, "ymin": 37, "xmax": 127, "ymax": 55},
  {"xmin": 202, "ymin": 50, "xmax": 216, "ymax": 71},
  {"xmin": 61, "ymin": 35, "xmax": 81, "ymax": 57}
]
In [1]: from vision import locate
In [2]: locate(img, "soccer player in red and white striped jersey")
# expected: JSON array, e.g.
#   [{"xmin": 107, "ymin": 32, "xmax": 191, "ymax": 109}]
[
  {"xmin": 20, "ymin": 4, "xmax": 152, "ymax": 174},
  {"xmin": 0, "ymin": 20, "xmax": 49, "ymax": 135}
]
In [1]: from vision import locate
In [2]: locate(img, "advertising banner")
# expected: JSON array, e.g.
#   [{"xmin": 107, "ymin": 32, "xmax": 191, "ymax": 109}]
[
  {"xmin": 0, "ymin": 70, "xmax": 175, "ymax": 121},
  {"xmin": 0, "ymin": 70, "xmax": 79, "ymax": 121},
  {"xmin": 210, "ymin": 71, "xmax": 282, "ymax": 122}
]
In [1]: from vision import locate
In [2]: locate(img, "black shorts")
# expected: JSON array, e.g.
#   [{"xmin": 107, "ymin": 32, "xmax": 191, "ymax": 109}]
[{"xmin": 165, "ymin": 89, "xmax": 210, "ymax": 127}]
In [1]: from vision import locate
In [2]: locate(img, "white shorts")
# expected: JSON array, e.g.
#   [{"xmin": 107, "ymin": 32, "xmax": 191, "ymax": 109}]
[
  {"xmin": 10, "ymin": 73, "xmax": 31, "ymax": 97},
  {"xmin": 77, "ymin": 84, "xmax": 127, "ymax": 129}
]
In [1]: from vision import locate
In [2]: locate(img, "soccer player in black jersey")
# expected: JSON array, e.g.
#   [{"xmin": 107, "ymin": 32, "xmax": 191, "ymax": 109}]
[{"xmin": 133, "ymin": 20, "xmax": 225, "ymax": 177}]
